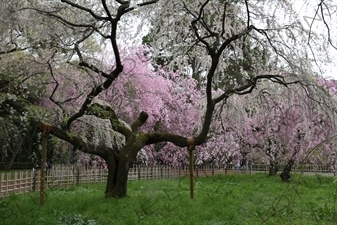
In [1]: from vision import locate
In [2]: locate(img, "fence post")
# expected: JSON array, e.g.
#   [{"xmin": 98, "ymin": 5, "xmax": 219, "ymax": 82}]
[
  {"xmin": 0, "ymin": 173, "xmax": 2, "ymax": 197},
  {"xmin": 5, "ymin": 173, "xmax": 8, "ymax": 196},
  {"xmin": 33, "ymin": 168, "xmax": 37, "ymax": 191},
  {"xmin": 168, "ymin": 166, "xmax": 170, "ymax": 178},
  {"xmin": 39, "ymin": 123, "xmax": 53, "ymax": 205},
  {"xmin": 100, "ymin": 165, "xmax": 103, "ymax": 183},
  {"xmin": 76, "ymin": 167, "xmax": 80, "ymax": 186},
  {"xmin": 19, "ymin": 171, "xmax": 22, "ymax": 194},
  {"xmin": 212, "ymin": 165, "xmax": 214, "ymax": 176},
  {"xmin": 146, "ymin": 166, "xmax": 148, "ymax": 180},
  {"xmin": 187, "ymin": 138, "xmax": 195, "ymax": 200},
  {"xmin": 138, "ymin": 166, "xmax": 141, "ymax": 180}
]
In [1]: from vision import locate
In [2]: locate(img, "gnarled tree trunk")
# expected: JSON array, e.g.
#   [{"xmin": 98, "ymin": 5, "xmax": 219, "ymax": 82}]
[
  {"xmin": 5, "ymin": 152, "xmax": 17, "ymax": 170},
  {"xmin": 280, "ymin": 158, "xmax": 295, "ymax": 183},
  {"xmin": 268, "ymin": 160, "xmax": 279, "ymax": 176},
  {"xmin": 104, "ymin": 154, "xmax": 131, "ymax": 198},
  {"xmin": 109, "ymin": 157, "xmax": 130, "ymax": 198},
  {"xmin": 280, "ymin": 133, "xmax": 303, "ymax": 182},
  {"xmin": 104, "ymin": 153, "xmax": 119, "ymax": 197}
]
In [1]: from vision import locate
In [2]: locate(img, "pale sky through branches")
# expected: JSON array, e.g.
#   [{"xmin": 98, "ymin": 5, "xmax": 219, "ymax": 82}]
[
  {"xmin": 292, "ymin": 0, "xmax": 337, "ymax": 79},
  {"xmin": 127, "ymin": 1, "xmax": 337, "ymax": 79}
]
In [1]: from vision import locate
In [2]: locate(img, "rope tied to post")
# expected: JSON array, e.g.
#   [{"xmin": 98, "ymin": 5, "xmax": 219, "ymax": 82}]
[
  {"xmin": 187, "ymin": 137, "xmax": 195, "ymax": 152},
  {"xmin": 42, "ymin": 123, "xmax": 53, "ymax": 133}
]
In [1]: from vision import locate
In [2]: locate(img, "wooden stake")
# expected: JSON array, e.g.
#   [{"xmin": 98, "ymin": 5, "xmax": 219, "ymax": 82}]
[
  {"xmin": 189, "ymin": 147, "xmax": 194, "ymax": 199},
  {"xmin": 187, "ymin": 137, "xmax": 195, "ymax": 199},
  {"xmin": 40, "ymin": 122, "xmax": 52, "ymax": 206},
  {"xmin": 40, "ymin": 131, "xmax": 48, "ymax": 206}
]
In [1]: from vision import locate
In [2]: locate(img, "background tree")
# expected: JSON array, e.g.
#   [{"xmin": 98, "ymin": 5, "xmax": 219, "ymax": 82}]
[{"xmin": 218, "ymin": 80, "xmax": 337, "ymax": 180}]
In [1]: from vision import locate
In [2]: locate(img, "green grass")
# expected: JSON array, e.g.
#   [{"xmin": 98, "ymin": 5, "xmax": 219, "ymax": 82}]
[{"xmin": 1, "ymin": 173, "xmax": 337, "ymax": 225}]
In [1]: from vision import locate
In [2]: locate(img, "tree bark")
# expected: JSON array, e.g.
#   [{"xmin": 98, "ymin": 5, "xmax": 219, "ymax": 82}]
[
  {"xmin": 104, "ymin": 142, "xmax": 139, "ymax": 198},
  {"xmin": 109, "ymin": 156, "xmax": 130, "ymax": 198},
  {"xmin": 104, "ymin": 153, "xmax": 118, "ymax": 197},
  {"xmin": 280, "ymin": 158, "xmax": 295, "ymax": 183},
  {"xmin": 103, "ymin": 153, "xmax": 131, "ymax": 198},
  {"xmin": 5, "ymin": 152, "xmax": 17, "ymax": 170},
  {"xmin": 280, "ymin": 138, "xmax": 301, "ymax": 182},
  {"xmin": 268, "ymin": 160, "xmax": 278, "ymax": 177}
]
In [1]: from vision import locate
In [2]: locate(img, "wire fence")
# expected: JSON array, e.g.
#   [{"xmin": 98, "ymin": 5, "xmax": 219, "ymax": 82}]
[{"xmin": 0, "ymin": 164, "xmax": 335, "ymax": 197}]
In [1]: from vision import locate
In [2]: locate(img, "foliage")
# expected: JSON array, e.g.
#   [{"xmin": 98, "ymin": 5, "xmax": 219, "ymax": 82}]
[{"xmin": 56, "ymin": 211, "xmax": 98, "ymax": 225}]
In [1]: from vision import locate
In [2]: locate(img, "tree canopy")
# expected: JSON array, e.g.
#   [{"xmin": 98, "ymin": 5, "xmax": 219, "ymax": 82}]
[{"xmin": 1, "ymin": 0, "xmax": 337, "ymax": 197}]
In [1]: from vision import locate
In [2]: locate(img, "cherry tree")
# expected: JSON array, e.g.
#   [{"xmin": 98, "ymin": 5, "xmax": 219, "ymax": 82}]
[
  {"xmin": 220, "ymin": 81, "xmax": 337, "ymax": 180},
  {"xmin": 1, "ymin": 0, "xmax": 336, "ymax": 198},
  {"xmin": 315, "ymin": 78, "xmax": 337, "ymax": 172}
]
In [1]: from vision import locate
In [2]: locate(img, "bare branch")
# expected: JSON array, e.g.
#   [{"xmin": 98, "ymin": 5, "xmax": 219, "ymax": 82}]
[
  {"xmin": 306, "ymin": 3, "xmax": 325, "ymax": 73},
  {"xmin": 48, "ymin": 62, "xmax": 83, "ymax": 111},
  {"xmin": 74, "ymin": 44, "xmax": 110, "ymax": 79},
  {"xmin": 244, "ymin": 0, "xmax": 250, "ymax": 27},
  {"xmin": 253, "ymin": 26, "xmax": 294, "ymax": 68},
  {"xmin": 61, "ymin": 0, "xmax": 109, "ymax": 20},
  {"xmin": 189, "ymin": 0, "xmax": 212, "ymax": 51},
  {"xmin": 65, "ymin": 70, "xmax": 121, "ymax": 130},
  {"xmin": 214, "ymin": 74, "xmax": 290, "ymax": 104},
  {"xmin": 47, "ymin": 61, "xmax": 66, "ymax": 113},
  {"xmin": 218, "ymin": 25, "xmax": 254, "ymax": 56},
  {"xmin": 131, "ymin": 111, "xmax": 149, "ymax": 133},
  {"xmin": 319, "ymin": 2, "xmax": 337, "ymax": 50},
  {"xmin": 125, "ymin": 0, "xmax": 159, "ymax": 13},
  {"xmin": 145, "ymin": 132, "xmax": 189, "ymax": 147},
  {"xmin": 0, "ymin": 46, "xmax": 29, "ymax": 55},
  {"xmin": 221, "ymin": 2, "xmax": 228, "ymax": 37},
  {"xmin": 63, "ymin": 1, "xmax": 127, "ymax": 129},
  {"xmin": 101, "ymin": 0, "xmax": 114, "ymax": 21},
  {"xmin": 115, "ymin": 0, "xmax": 129, "ymax": 4},
  {"xmin": 31, "ymin": 119, "xmax": 107, "ymax": 157}
]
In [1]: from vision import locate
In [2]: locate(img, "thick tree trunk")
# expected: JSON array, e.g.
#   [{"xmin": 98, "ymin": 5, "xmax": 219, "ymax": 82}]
[
  {"xmin": 268, "ymin": 160, "xmax": 278, "ymax": 176},
  {"xmin": 112, "ymin": 157, "xmax": 130, "ymax": 198},
  {"xmin": 280, "ymin": 159, "xmax": 295, "ymax": 183},
  {"xmin": 104, "ymin": 154, "xmax": 118, "ymax": 197},
  {"xmin": 105, "ymin": 154, "xmax": 130, "ymax": 198},
  {"xmin": 5, "ymin": 151, "xmax": 17, "ymax": 170}
]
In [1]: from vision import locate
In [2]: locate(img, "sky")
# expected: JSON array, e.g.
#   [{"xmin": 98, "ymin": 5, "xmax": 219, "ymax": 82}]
[{"xmin": 292, "ymin": 0, "xmax": 337, "ymax": 78}]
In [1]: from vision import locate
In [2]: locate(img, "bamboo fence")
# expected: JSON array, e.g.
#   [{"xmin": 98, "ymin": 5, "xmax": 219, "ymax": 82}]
[{"xmin": 0, "ymin": 164, "xmax": 335, "ymax": 197}]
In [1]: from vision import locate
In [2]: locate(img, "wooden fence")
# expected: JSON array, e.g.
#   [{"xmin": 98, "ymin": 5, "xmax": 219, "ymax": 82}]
[
  {"xmin": 251, "ymin": 164, "xmax": 334, "ymax": 175},
  {"xmin": 0, "ymin": 164, "xmax": 335, "ymax": 197}
]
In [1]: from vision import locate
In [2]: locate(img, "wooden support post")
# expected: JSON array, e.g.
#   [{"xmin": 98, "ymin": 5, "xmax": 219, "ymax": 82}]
[
  {"xmin": 40, "ymin": 123, "xmax": 51, "ymax": 206},
  {"xmin": 40, "ymin": 131, "xmax": 47, "ymax": 206},
  {"xmin": 187, "ymin": 138, "xmax": 195, "ymax": 199},
  {"xmin": 189, "ymin": 147, "xmax": 194, "ymax": 199}
]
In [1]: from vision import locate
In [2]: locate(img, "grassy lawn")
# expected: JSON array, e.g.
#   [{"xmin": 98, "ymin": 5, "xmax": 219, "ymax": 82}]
[{"xmin": 1, "ymin": 173, "xmax": 337, "ymax": 225}]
